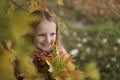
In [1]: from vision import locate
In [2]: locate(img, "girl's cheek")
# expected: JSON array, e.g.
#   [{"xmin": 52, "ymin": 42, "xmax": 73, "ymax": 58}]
[
  {"xmin": 53, "ymin": 38, "xmax": 56, "ymax": 42},
  {"xmin": 54, "ymin": 36, "xmax": 57, "ymax": 41},
  {"xmin": 37, "ymin": 37, "xmax": 44, "ymax": 41}
]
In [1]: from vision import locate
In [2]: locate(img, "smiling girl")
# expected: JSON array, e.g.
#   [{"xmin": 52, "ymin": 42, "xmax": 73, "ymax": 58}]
[{"xmin": 30, "ymin": 10, "xmax": 67, "ymax": 80}]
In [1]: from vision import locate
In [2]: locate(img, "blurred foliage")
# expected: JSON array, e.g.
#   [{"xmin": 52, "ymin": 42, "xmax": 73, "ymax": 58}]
[
  {"xmin": 7, "ymin": 0, "xmax": 120, "ymax": 24},
  {"xmin": 63, "ymin": 0, "xmax": 120, "ymax": 23},
  {"xmin": 0, "ymin": 0, "xmax": 12, "ymax": 41},
  {"xmin": 0, "ymin": 0, "xmax": 66, "ymax": 80},
  {"xmin": 1, "ymin": 0, "xmax": 120, "ymax": 80},
  {"xmin": 62, "ymin": 21, "xmax": 120, "ymax": 80}
]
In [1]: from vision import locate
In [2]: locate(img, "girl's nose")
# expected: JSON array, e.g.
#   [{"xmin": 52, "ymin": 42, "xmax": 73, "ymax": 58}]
[{"xmin": 46, "ymin": 35, "xmax": 51, "ymax": 43}]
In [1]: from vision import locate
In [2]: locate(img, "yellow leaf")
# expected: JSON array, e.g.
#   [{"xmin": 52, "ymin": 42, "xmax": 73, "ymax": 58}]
[
  {"xmin": 17, "ymin": 56, "xmax": 38, "ymax": 80},
  {"xmin": 28, "ymin": 0, "xmax": 48, "ymax": 12},
  {"xmin": 0, "ymin": 49, "xmax": 16, "ymax": 80},
  {"xmin": 5, "ymin": 40, "xmax": 15, "ymax": 52},
  {"xmin": 85, "ymin": 61, "xmax": 100, "ymax": 80},
  {"xmin": 9, "ymin": 0, "xmax": 15, "ymax": 12},
  {"xmin": 63, "ymin": 54, "xmax": 71, "ymax": 63},
  {"xmin": 20, "ymin": 0, "xmax": 26, "ymax": 4},
  {"xmin": 56, "ymin": 0, "xmax": 64, "ymax": 6},
  {"xmin": 10, "ymin": 11, "xmax": 33, "ymax": 41},
  {"xmin": 37, "ymin": 1, "xmax": 48, "ymax": 10}
]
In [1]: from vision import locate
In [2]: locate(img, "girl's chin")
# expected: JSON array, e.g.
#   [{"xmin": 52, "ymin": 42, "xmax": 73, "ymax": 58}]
[
  {"xmin": 41, "ymin": 46, "xmax": 52, "ymax": 51},
  {"xmin": 42, "ymin": 48, "xmax": 51, "ymax": 52}
]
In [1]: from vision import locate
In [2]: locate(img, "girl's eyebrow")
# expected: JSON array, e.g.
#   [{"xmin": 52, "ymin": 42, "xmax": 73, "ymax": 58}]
[
  {"xmin": 51, "ymin": 32, "xmax": 56, "ymax": 34},
  {"xmin": 36, "ymin": 33, "xmax": 46, "ymax": 36}
]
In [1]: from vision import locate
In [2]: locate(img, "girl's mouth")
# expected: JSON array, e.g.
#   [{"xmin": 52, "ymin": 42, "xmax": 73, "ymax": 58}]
[{"xmin": 41, "ymin": 43, "xmax": 51, "ymax": 47}]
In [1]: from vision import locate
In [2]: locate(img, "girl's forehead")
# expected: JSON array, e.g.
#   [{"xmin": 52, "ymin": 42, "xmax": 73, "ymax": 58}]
[{"xmin": 35, "ymin": 20, "xmax": 57, "ymax": 32}]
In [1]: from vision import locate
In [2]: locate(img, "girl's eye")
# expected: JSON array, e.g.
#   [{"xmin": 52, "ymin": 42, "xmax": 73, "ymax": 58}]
[
  {"xmin": 51, "ymin": 33, "xmax": 56, "ymax": 36},
  {"xmin": 37, "ymin": 34, "xmax": 45, "ymax": 36}
]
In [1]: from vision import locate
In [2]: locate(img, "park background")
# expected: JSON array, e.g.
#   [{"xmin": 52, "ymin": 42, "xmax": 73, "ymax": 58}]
[{"xmin": 0, "ymin": 0, "xmax": 120, "ymax": 80}]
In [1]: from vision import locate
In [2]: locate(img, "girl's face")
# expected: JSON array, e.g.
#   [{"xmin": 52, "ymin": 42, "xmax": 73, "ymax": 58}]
[{"xmin": 34, "ymin": 19, "xmax": 56, "ymax": 51}]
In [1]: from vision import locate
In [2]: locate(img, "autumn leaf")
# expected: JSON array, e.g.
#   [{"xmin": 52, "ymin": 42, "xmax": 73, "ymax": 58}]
[
  {"xmin": 55, "ymin": 0, "xmax": 64, "ymax": 6},
  {"xmin": 85, "ymin": 61, "xmax": 100, "ymax": 80},
  {"xmin": 28, "ymin": 0, "xmax": 48, "ymax": 12}
]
